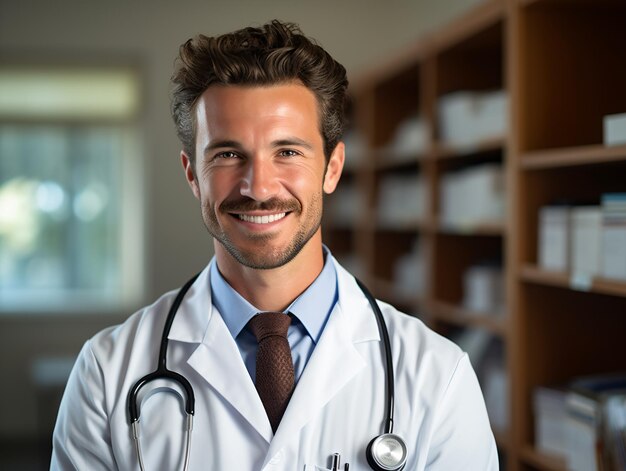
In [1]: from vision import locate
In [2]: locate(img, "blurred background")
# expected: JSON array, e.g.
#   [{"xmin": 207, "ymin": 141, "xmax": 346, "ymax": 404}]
[
  {"xmin": 0, "ymin": 0, "xmax": 483, "ymax": 468},
  {"xmin": 2, "ymin": 0, "xmax": 626, "ymax": 470}
]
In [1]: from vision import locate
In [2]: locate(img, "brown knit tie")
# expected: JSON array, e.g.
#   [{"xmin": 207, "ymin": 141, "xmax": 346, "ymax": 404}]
[{"xmin": 248, "ymin": 312, "xmax": 295, "ymax": 433}]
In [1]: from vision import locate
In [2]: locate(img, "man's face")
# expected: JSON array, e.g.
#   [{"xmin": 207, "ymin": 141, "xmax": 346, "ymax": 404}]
[{"xmin": 182, "ymin": 83, "xmax": 344, "ymax": 270}]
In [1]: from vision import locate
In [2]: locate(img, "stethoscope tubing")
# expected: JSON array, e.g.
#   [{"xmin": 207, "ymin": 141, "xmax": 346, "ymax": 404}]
[
  {"xmin": 127, "ymin": 272, "xmax": 199, "ymax": 424},
  {"xmin": 354, "ymin": 278, "xmax": 395, "ymax": 435},
  {"xmin": 127, "ymin": 272, "xmax": 403, "ymax": 470}
]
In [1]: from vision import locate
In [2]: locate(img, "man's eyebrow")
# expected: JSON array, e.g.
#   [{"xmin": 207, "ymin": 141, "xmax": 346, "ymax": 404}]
[{"xmin": 272, "ymin": 137, "xmax": 314, "ymax": 151}]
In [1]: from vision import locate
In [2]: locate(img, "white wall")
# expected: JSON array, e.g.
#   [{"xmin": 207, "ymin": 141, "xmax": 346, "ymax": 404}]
[{"xmin": 0, "ymin": 0, "xmax": 482, "ymax": 439}]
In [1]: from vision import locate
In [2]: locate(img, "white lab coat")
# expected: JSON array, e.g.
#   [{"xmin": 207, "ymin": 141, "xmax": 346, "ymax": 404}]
[{"xmin": 52, "ymin": 257, "xmax": 498, "ymax": 470}]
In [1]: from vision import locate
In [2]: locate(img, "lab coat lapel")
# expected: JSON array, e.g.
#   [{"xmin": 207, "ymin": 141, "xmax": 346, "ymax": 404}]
[
  {"xmin": 265, "ymin": 261, "xmax": 381, "ymax": 464},
  {"xmin": 187, "ymin": 311, "xmax": 273, "ymax": 442},
  {"xmin": 169, "ymin": 263, "xmax": 273, "ymax": 443}
]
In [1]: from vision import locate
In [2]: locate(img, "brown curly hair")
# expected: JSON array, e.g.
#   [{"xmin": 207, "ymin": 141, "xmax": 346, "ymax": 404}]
[{"xmin": 171, "ymin": 20, "xmax": 349, "ymax": 166}]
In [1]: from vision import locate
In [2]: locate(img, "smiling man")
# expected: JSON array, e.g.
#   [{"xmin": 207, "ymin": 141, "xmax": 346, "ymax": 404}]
[
  {"xmin": 52, "ymin": 21, "xmax": 498, "ymax": 471},
  {"xmin": 183, "ymin": 83, "xmax": 342, "ymax": 310}
]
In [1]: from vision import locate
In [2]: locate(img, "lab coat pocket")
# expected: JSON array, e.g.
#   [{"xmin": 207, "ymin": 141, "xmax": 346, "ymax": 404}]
[{"xmin": 303, "ymin": 465, "xmax": 331, "ymax": 471}]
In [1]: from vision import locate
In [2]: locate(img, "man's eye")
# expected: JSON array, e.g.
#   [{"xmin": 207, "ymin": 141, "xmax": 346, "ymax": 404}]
[
  {"xmin": 215, "ymin": 151, "xmax": 239, "ymax": 159},
  {"xmin": 279, "ymin": 149, "xmax": 299, "ymax": 157}
]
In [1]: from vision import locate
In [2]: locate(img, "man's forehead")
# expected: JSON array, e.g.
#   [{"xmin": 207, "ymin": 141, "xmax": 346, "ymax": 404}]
[
  {"xmin": 194, "ymin": 83, "xmax": 322, "ymax": 135},
  {"xmin": 197, "ymin": 82, "xmax": 317, "ymax": 109}
]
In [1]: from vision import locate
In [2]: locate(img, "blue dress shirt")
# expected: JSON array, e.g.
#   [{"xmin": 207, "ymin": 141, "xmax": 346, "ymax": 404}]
[{"xmin": 210, "ymin": 248, "xmax": 338, "ymax": 384}]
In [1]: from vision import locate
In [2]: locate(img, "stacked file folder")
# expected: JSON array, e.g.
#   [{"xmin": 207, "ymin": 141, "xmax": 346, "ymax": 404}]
[{"xmin": 534, "ymin": 374, "xmax": 626, "ymax": 471}]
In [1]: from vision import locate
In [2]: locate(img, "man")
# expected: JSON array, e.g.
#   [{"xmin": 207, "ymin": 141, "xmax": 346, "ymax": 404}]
[{"xmin": 52, "ymin": 20, "xmax": 498, "ymax": 470}]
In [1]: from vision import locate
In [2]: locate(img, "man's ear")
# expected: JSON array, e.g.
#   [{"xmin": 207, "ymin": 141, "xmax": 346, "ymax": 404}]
[
  {"xmin": 323, "ymin": 141, "xmax": 345, "ymax": 194},
  {"xmin": 181, "ymin": 151, "xmax": 200, "ymax": 200}
]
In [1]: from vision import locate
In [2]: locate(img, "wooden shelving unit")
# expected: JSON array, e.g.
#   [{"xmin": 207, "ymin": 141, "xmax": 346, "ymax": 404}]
[
  {"xmin": 433, "ymin": 135, "xmax": 506, "ymax": 159},
  {"xmin": 436, "ymin": 220, "xmax": 506, "ymax": 236},
  {"xmin": 521, "ymin": 144, "xmax": 626, "ymax": 170},
  {"xmin": 323, "ymin": 0, "xmax": 626, "ymax": 469},
  {"xmin": 520, "ymin": 265, "xmax": 626, "ymax": 298}
]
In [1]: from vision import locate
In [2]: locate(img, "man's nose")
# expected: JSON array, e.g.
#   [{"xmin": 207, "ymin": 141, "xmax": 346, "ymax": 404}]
[{"xmin": 239, "ymin": 158, "xmax": 281, "ymax": 201}]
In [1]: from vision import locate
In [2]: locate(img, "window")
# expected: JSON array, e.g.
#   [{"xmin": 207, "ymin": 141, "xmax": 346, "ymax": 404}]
[{"xmin": 0, "ymin": 67, "xmax": 143, "ymax": 311}]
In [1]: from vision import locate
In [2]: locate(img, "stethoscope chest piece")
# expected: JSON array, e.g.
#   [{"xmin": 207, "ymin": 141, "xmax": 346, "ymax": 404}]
[{"xmin": 366, "ymin": 433, "xmax": 407, "ymax": 471}]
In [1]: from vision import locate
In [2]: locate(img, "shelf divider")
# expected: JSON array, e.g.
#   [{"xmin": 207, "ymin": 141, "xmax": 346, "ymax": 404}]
[
  {"xmin": 520, "ymin": 264, "xmax": 626, "ymax": 298},
  {"xmin": 521, "ymin": 144, "xmax": 626, "ymax": 170}
]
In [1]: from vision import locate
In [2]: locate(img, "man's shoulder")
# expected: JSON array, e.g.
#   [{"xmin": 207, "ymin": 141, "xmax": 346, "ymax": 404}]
[
  {"xmin": 88, "ymin": 288, "xmax": 179, "ymax": 362},
  {"xmin": 379, "ymin": 301, "xmax": 464, "ymax": 363},
  {"xmin": 331, "ymin": 256, "xmax": 464, "ymax": 369}
]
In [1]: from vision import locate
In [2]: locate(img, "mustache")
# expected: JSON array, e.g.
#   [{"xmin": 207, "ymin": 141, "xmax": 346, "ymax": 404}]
[{"xmin": 219, "ymin": 197, "xmax": 301, "ymax": 213}]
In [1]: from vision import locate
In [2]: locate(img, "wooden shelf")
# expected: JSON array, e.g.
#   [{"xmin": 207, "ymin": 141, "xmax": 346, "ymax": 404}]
[
  {"xmin": 332, "ymin": 2, "xmax": 626, "ymax": 470},
  {"xmin": 371, "ymin": 149, "xmax": 429, "ymax": 170},
  {"xmin": 376, "ymin": 219, "xmax": 434, "ymax": 233},
  {"xmin": 433, "ymin": 136, "xmax": 505, "ymax": 160},
  {"xmin": 436, "ymin": 220, "xmax": 506, "ymax": 236},
  {"xmin": 429, "ymin": 300, "xmax": 507, "ymax": 337},
  {"xmin": 519, "ymin": 446, "xmax": 567, "ymax": 471},
  {"xmin": 521, "ymin": 144, "xmax": 626, "ymax": 170},
  {"xmin": 520, "ymin": 265, "xmax": 626, "ymax": 298}
]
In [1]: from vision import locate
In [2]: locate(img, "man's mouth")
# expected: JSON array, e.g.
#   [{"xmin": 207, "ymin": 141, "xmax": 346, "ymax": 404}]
[{"xmin": 236, "ymin": 212, "xmax": 287, "ymax": 224}]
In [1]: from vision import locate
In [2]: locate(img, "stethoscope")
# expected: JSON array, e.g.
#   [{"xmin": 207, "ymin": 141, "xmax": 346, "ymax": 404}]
[{"xmin": 127, "ymin": 273, "xmax": 408, "ymax": 471}]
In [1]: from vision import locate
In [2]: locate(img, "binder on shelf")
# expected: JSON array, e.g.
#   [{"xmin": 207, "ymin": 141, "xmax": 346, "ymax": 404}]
[
  {"xmin": 538, "ymin": 205, "xmax": 571, "ymax": 272},
  {"xmin": 462, "ymin": 264, "xmax": 505, "ymax": 315},
  {"xmin": 571, "ymin": 206, "xmax": 602, "ymax": 279},
  {"xmin": 603, "ymin": 112, "xmax": 626, "ymax": 146},
  {"xmin": 438, "ymin": 90, "xmax": 508, "ymax": 149},
  {"xmin": 377, "ymin": 173, "xmax": 427, "ymax": 228},
  {"xmin": 382, "ymin": 114, "xmax": 429, "ymax": 160},
  {"xmin": 392, "ymin": 238, "xmax": 426, "ymax": 299},
  {"xmin": 440, "ymin": 163, "xmax": 504, "ymax": 228},
  {"xmin": 601, "ymin": 193, "xmax": 626, "ymax": 281},
  {"xmin": 534, "ymin": 374, "xmax": 626, "ymax": 471},
  {"xmin": 565, "ymin": 374, "xmax": 626, "ymax": 471},
  {"xmin": 533, "ymin": 386, "xmax": 569, "ymax": 459}
]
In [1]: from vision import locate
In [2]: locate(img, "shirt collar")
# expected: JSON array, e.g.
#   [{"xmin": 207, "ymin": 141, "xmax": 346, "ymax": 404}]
[{"xmin": 210, "ymin": 246, "xmax": 338, "ymax": 344}]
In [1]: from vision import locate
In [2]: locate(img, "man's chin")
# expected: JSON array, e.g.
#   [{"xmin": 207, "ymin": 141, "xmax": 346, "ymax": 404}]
[{"xmin": 227, "ymin": 250, "xmax": 296, "ymax": 270}]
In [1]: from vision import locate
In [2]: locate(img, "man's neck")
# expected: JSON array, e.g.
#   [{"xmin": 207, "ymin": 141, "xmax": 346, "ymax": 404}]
[{"xmin": 214, "ymin": 234, "xmax": 325, "ymax": 312}]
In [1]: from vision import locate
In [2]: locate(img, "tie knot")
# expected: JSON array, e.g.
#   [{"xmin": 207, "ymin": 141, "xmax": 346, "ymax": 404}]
[{"xmin": 248, "ymin": 312, "xmax": 291, "ymax": 342}]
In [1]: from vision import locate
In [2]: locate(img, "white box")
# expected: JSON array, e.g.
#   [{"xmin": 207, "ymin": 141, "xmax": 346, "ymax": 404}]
[
  {"xmin": 377, "ymin": 174, "xmax": 427, "ymax": 227},
  {"xmin": 438, "ymin": 90, "xmax": 508, "ymax": 148},
  {"xmin": 538, "ymin": 206, "xmax": 570, "ymax": 272},
  {"xmin": 565, "ymin": 392, "xmax": 599, "ymax": 471},
  {"xmin": 534, "ymin": 387, "xmax": 568, "ymax": 458},
  {"xmin": 603, "ymin": 113, "xmax": 626, "ymax": 146},
  {"xmin": 571, "ymin": 206, "xmax": 602, "ymax": 278},
  {"xmin": 393, "ymin": 238, "xmax": 427, "ymax": 299},
  {"xmin": 462, "ymin": 265, "xmax": 504, "ymax": 314},
  {"xmin": 601, "ymin": 193, "xmax": 626, "ymax": 280},
  {"xmin": 387, "ymin": 114, "xmax": 429, "ymax": 158},
  {"xmin": 440, "ymin": 164, "xmax": 504, "ymax": 227}
]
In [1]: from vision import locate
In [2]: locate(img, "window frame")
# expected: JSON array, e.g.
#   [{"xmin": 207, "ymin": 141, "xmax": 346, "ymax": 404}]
[{"xmin": 0, "ymin": 63, "xmax": 145, "ymax": 314}]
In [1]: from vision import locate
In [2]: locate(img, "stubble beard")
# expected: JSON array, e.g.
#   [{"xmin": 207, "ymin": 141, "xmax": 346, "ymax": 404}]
[{"xmin": 201, "ymin": 192, "xmax": 323, "ymax": 270}]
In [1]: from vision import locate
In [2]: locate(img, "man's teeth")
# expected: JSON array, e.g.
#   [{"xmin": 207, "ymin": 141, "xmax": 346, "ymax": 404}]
[{"xmin": 238, "ymin": 212, "xmax": 286, "ymax": 224}]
